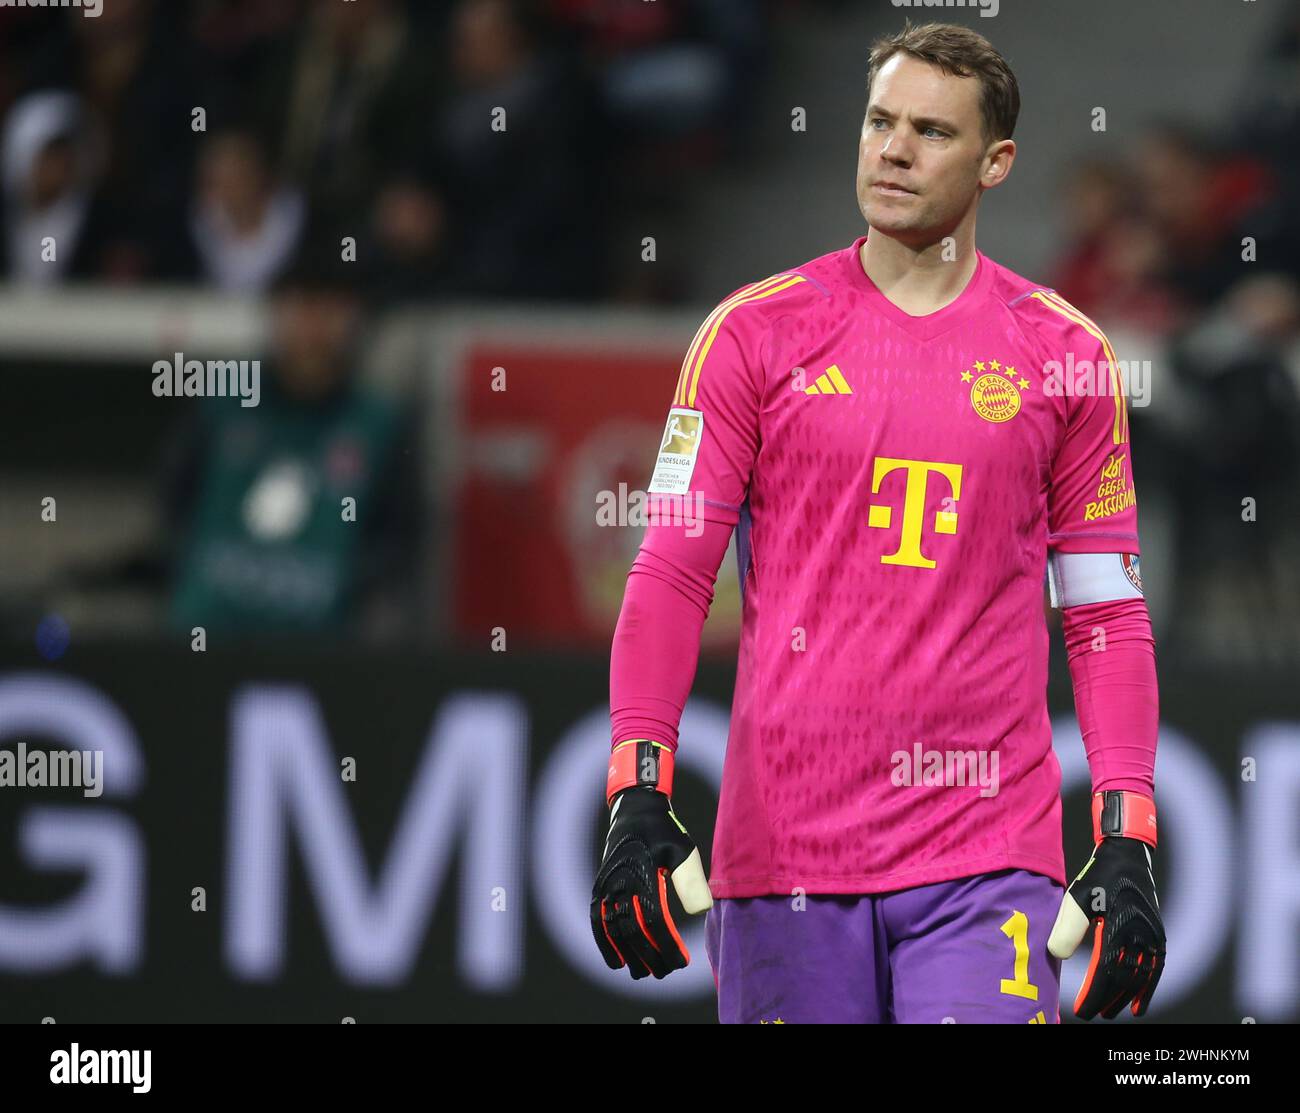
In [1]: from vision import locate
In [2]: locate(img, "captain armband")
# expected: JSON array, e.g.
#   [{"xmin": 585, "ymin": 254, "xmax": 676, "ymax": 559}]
[{"xmin": 1047, "ymin": 551, "xmax": 1144, "ymax": 609}]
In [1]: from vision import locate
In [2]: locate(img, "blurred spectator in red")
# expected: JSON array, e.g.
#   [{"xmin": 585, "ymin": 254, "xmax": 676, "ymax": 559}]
[
  {"xmin": 1136, "ymin": 124, "xmax": 1277, "ymax": 312},
  {"xmin": 1051, "ymin": 126, "xmax": 1281, "ymax": 336},
  {"xmin": 1050, "ymin": 158, "xmax": 1180, "ymax": 335},
  {"xmin": 186, "ymin": 128, "xmax": 305, "ymax": 293}
]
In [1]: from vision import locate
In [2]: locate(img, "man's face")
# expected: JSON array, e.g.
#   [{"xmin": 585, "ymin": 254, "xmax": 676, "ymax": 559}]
[
  {"xmin": 272, "ymin": 290, "xmax": 359, "ymax": 400},
  {"xmin": 198, "ymin": 135, "xmax": 267, "ymax": 220},
  {"xmin": 856, "ymin": 54, "xmax": 998, "ymax": 243},
  {"xmin": 30, "ymin": 139, "xmax": 77, "ymax": 208}
]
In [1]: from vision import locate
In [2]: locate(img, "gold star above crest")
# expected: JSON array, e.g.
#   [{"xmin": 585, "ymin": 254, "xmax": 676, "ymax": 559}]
[
  {"xmin": 1018, "ymin": 377, "xmax": 1030, "ymax": 389},
  {"xmin": 1004, "ymin": 365, "xmax": 1016, "ymax": 377},
  {"xmin": 990, "ymin": 359, "xmax": 1001, "ymax": 371},
  {"xmin": 973, "ymin": 360, "xmax": 986, "ymax": 372},
  {"xmin": 961, "ymin": 369, "xmax": 973, "ymax": 383}
]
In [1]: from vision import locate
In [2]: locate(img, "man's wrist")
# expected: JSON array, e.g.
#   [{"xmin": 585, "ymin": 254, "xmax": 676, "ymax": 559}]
[
  {"xmin": 1092, "ymin": 789, "xmax": 1157, "ymax": 847},
  {"xmin": 607, "ymin": 739, "xmax": 675, "ymax": 804}
]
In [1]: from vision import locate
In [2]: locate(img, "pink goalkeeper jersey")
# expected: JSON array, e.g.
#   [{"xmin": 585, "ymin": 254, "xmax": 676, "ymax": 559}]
[{"xmin": 654, "ymin": 233, "xmax": 1140, "ymax": 896}]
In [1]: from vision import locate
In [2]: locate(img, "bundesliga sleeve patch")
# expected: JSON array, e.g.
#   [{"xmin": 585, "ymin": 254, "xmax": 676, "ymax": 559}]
[{"xmin": 647, "ymin": 408, "xmax": 704, "ymax": 495}]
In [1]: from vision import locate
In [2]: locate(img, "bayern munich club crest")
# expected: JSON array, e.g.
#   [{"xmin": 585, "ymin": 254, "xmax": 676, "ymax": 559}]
[
  {"xmin": 1123, "ymin": 553, "xmax": 1143, "ymax": 593},
  {"xmin": 962, "ymin": 359, "xmax": 1029, "ymax": 424},
  {"xmin": 970, "ymin": 372, "xmax": 1020, "ymax": 422}
]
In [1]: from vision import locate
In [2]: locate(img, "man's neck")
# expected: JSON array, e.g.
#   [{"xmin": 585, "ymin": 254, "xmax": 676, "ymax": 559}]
[{"xmin": 859, "ymin": 233, "xmax": 979, "ymax": 317}]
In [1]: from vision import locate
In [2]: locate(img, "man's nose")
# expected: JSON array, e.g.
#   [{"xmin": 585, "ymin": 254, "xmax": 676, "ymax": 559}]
[{"xmin": 881, "ymin": 134, "xmax": 912, "ymax": 164}]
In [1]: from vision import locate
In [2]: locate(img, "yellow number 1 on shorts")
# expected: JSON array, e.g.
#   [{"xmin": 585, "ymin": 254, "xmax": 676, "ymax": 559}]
[{"xmin": 999, "ymin": 911, "xmax": 1040, "ymax": 1001}]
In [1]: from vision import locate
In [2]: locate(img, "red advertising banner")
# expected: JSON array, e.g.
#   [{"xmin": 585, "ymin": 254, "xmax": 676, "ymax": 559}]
[{"xmin": 447, "ymin": 333, "xmax": 741, "ymax": 653}]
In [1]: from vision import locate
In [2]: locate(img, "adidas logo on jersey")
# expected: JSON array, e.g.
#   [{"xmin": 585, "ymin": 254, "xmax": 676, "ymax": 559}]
[{"xmin": 803, "ymin": 365, "xmax": 853, "ymax": 394}]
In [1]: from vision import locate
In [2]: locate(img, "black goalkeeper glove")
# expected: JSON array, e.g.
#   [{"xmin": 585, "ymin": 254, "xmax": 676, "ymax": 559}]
[
  {"xmin": 590, "ymin": 740, "xmax": 712, "ymax": 980},
  {"xmin": 1048, "ymin": 790, "xmax": 1165, "ymax": 1019}
]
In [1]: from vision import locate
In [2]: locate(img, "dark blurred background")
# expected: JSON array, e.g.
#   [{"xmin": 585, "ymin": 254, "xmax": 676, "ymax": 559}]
[{"xmin": 0, "ymin": 0, "xmax": 1297, "ymax": 1024}]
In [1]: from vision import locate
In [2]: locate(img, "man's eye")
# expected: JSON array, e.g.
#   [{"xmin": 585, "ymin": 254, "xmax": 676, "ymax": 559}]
[{"xmin": 923, "ymin": 128, "xmax": 944, "ymax": 138}]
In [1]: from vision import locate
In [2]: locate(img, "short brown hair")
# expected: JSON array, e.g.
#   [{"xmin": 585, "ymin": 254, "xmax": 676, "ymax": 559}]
[{"xmin": 866, "ymin": 20, "xmax": 1020, "ymax": 148}]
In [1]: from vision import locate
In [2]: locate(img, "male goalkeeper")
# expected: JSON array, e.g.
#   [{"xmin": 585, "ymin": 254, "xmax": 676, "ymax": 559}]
[{"xmin": 591, "ymin": 20, "xmax": 1164, "ymax": 1024}]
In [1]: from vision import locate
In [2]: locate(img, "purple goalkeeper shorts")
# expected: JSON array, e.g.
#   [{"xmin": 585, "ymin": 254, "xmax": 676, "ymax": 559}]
[{"xmin": 703, "ymin": 869, "xmax": 1063, "ymax": 1023}]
